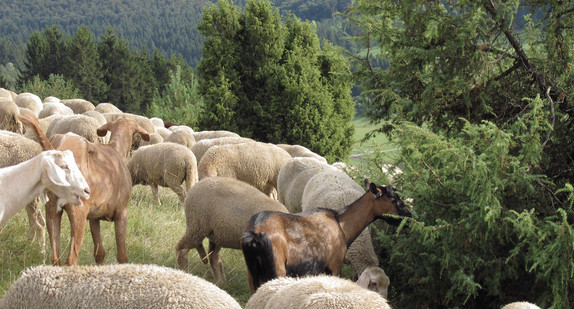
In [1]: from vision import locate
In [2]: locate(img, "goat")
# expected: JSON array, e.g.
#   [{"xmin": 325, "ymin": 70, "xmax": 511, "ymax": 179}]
[
  {"xmin": 26, "ymin": 116, "xmax": 150, "ymax": 265},
  {"xmin": 241, "ymin": 179, "xmax": 412, "ymax": 293},
  {"xmin": 0, "ymin": 149, "xmax": 90, "ymax": 226}
]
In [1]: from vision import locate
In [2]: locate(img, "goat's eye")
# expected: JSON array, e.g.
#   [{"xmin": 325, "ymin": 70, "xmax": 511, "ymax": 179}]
[{"xmin": 61, "ymin": 165, "xmax": 70, "ymax": 171}]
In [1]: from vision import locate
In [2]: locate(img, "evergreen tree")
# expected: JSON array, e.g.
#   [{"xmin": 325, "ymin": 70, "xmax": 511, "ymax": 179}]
[
  {"xmin": 19, "ymin": 74, "xmax": 80, "ymax": 99},
  {"xmin": 197, "ymin": 0, "xmax": 355, "ymax": 162},
  {"xmin": 64, "ymin": 25, "xmax": 107, "ymax": 103},
  {"xmin": 19, "ymin": 25, "xmax": 67, "ymax": 84}
]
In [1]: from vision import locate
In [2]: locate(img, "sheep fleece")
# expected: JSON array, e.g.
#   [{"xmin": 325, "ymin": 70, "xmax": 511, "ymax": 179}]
[{"xmin": 0, "ymin": 264, "xmax": 242, "ymax": 309}]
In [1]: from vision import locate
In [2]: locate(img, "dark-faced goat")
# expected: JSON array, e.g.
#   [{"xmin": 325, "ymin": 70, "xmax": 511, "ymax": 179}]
[{"xmin": 241, "ymin": 179, "xmax": 412, "ymax": 293}]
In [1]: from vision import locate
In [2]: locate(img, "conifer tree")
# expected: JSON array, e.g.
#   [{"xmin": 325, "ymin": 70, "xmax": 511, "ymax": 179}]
[{"xmin": 19, "ymin": 26, "xmax": 67, "ymax": 84}]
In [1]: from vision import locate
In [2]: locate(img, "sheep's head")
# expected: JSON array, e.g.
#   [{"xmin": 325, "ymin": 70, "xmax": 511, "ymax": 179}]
[
  {"xmin": 365, "ymin": 179, "xmax": 412, "ymax": 226},
  {"xmin": 41, "ymin": 150, "xmax": 90, "ymax": 207}
]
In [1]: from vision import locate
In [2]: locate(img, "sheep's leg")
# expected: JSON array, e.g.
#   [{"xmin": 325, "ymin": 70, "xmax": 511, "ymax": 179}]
[
  {"xmin": 114, "ymin": 209, "xmax": 128, "ymax": 263},
  {"xmin": 64, "ymin": 205, "xmax": 88, "ymax": 266},
  {"xmin": 150, "ymin": 184, "xmax": 161, "ymax": 205},
  {"xmin": 175, "ymin": 233, "xmax": 192, "ymax": 270},
  {"xmin": 45, "ymin": 201, "xmax": 63, "ymax": 266},
  {"xmin": 166, "ymin": 180, "xmax": 186, "ymax": 207},
  {"xmin": 89, "ymin": 219, "xmax": 106, "ymax": 264},
  {"xmin": 208, "ymin": 241, "xmax": 225, "ymax": 284},
  {"xmin": 25, "ymin": 199, "xmax": 45, "ymax": 248}
]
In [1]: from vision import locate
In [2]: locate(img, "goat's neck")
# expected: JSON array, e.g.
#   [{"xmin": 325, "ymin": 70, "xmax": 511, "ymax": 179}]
[
  {"xmin": 0, "ymin": 156, "xmax": 45, "ymax": 217},
  {"xmin": 337, "ymin": 193, "xmax": 377, "ymax": 247},
  {"xmin": 108, "ymin": 132, "xmax": 133, "ymax": 158}
]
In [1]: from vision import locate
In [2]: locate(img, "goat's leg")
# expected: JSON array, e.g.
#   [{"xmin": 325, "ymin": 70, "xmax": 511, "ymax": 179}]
[
  {"xmin": 89, "ymin": 219, "xmax": 106, "ymax": 264},
  {"xmin": 208, "ymin": 241, "xmax": 225, "ymax": 284},
  {"xmin": 45, "ymin": 201, "xmax": 62, "ymax": 266},
  {"xmin": 150, "ymin": 184, "xmax": 161, "ymax": 205},
  {"xmin": 65, "ymin": 205, "xmax": 88, "ymax": 266},
  {"xmin": 114, "ymin": 209, "xmax": 128, "ymax": 263}
]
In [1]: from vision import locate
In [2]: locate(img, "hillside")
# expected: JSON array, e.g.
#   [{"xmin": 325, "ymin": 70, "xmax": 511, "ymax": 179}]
[{"xmin": 0, "ymin": 0, "xmax": 354, "ymax": 68}]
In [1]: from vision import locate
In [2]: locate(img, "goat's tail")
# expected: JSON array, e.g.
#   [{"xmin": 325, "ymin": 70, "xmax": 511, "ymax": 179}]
[
  {"xmin": 241, "ymin": 231, "xmax": 277, "ymax": 292},
  {"xmin": 17, "ymin": 114, "xmax": 55, "ymax": 150}
]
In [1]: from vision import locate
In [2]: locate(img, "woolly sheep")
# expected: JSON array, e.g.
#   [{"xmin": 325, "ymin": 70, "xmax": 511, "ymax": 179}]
[
  {"xmin": 14, "ymin": 92, "xmax": 42, "ymax": 116},
  {"xmin": 94, "ymin": 102, "xmax": 122, "ymax": 114},
  {"xmin": 191, "ymin": 136, "xmax": 255, "ymax": 164},
  {"xmin": 0, "ymin": 88, "xmax": 14, "ymax": 100},
  {"xmin": 155, "ymin": 126, "xmax": 172, "ymax": 139},
  {"xmin": 356, "ymin": 265, "xmax": 390, "ymax": 298},
  {"xmin": 301, "ymin": 169, "xmax": 380, "ymax": 280},
  {"xmin": 42, "ymin": 96, "xmax": 60, "ymax": 103},
  {"xmin": 46, "ymin": 114, "xmax": 107, "ymax": 143},
  {"xmin": 176, "ymin": 176, "xmax": 289, "ymax": 284},
  {"xmin": 192, "ymin": 130, "xmax": 239, "ymax": 142},
  {"xmin": 0, "ymin": 130, "xmax": 44, "ymax": 242},
  {"xmin": 60, "ymin": 98, "xmax": 96, "ymax": 114},
  {"xmin": 197, "ymin": 142, "xmax": 292, "ymax": 198},
  {"xmin": 245, "ymin": 275, "xmax": 392, "ymax": 309},
  {"xmin": 128, "ymin": 142, "xmax": 198, "ymax": 206},
  {"xmin": 138, "ymin": 132, "xmax": 164, "ymax": 147},
  {"xmin": 150, "ymin": 117, "xmax": 164, "ymax": 127},
  {"xmin": 0, "ymin": 98, "xmax": 22, "ymax": 133},
  {"xmin": 277, "ymin": 143, "xmax": 328, "ymax": 164},
  {"xmin": 164, "ymin": 125, "xmax": 196, "ymax": 150},
  {"xmin": 277, "ymin": 157, "xmax": 337, "ymax": 213},
  {"xmin": 38, "ymin": 102, "xmax": 74, "ymax": 118},
  {"xmin": 0, "ymin": 264, "xmax": 242, "ymax": 309},
  {"xmin": 501, "ymin": 302, "xmax": 542, "ymax": 309}
]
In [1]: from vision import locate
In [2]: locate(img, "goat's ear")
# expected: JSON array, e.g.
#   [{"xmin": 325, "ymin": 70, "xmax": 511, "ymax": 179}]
[
  {"xmin": 140, "ymin": 132, "xmax": 151, "ymax": 142},
  {"xmin": 43, "ymin": 155, "xmax": 70, "ymax": 186},
  {"xmin": 369, "ymin": 182, "xmax": 378, "ymax": 194},
  {"xmin": 96, "ymin": 123, "xmax": 109, "ymax": 137},
  {"xmin": 364, "ymin": 178, "xmax": 371, "ymax": 190}
]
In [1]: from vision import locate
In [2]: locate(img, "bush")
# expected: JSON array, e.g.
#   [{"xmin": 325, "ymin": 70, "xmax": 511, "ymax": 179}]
[{"xmin": 18, "ymin": 74, "xmax": 79, "ymax": 100}]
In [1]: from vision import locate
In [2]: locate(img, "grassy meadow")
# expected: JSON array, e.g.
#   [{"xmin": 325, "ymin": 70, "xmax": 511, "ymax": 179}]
[{"xmin": 0, "ymin": 117, "xmax": 394, "ymax": 307}]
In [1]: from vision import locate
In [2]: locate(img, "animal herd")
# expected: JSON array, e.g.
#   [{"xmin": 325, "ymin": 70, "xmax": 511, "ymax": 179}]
[{"xmin": 0, "ymin": 89, "xmax": 539, "ymax": 308}]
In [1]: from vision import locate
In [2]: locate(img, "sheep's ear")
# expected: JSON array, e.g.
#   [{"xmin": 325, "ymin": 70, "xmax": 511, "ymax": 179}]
[{"xmin": 43, "ymin": 155, "xmax": 70, "ymax": 187}]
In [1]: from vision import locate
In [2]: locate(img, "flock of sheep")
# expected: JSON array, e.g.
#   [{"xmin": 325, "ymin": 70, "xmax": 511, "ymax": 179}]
[{"xmin": 0, "ymin": 88, "xmax": 540, "ymax": 309}]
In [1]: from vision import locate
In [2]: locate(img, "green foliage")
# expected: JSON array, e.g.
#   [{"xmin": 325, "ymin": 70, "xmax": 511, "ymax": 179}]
[
  {"xmin": 197, "ymin": 0, "xmax": 355, "ymax": 162},
  {"xmin": 147, "ymin": 66, "xmax": 202, "ymax": 128},
  {"xmin": 19, "ymin": 74, "xmax": 79, "ymax": 99}
]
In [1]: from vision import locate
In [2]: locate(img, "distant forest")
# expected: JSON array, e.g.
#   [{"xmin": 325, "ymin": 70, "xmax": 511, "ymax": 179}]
[{"xmin": 0, "ymin": 0, "xmax": 357, "ymax": 69}]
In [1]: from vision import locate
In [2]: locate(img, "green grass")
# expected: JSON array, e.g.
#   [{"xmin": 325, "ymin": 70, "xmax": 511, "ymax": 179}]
[{"xmin": 350, "ymin": 117, "xmax": 401, "ymax": 167}]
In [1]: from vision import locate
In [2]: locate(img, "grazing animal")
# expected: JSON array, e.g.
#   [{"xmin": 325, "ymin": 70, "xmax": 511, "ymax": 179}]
[
  {"xmin": 39, "ymin": 117, "xmax": 150, "ymax": 265},
  {"xmin": 245, "ymin": 275, "xmax": 392, "ymax": 309},
  {"xmin": 501, "ymin": 301, "xmax": 541, "ymax": 309},
  {"xmin": 0, "ymin": 264, "xmax": 242, "ymax": 309},
  {"xmin": 176, "ymin": 177, "xmax": 288, "ymax": 284},
  {"xmin": 356, "ymin": 265, "xmax": 390, "ymax": 298},
  {"xmin": 241, "ymin": 179, "xmax": 412, "ymax": 293}
]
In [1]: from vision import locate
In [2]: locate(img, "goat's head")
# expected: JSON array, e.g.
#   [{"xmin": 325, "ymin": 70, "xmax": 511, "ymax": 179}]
[
  {"xmin": 41, "ymin": 150, "xmax": 90, "ymax": 207},
  {"xmin": 365, "ymin": 179, "xmax": 412, "ymax": 226}
]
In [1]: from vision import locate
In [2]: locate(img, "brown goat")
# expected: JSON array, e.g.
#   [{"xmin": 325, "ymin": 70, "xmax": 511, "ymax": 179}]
[
  {"xmin": 241, "ymin": 179, "xmax": 412, "ymax": 293},
  {"xmin": 36, "ymin": 117, "xmax": 150, "ymax": 265}
]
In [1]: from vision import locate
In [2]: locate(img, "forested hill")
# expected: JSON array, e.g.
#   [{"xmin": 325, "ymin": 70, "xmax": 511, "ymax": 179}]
[{"xmin": 0, "ymin": 0, "xmax": 354, "ymax": 67}]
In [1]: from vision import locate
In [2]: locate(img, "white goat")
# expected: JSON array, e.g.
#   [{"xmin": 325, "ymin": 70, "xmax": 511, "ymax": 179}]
[{"xmin": 0, "ymin": 150, "xmax": 90, "ymax": 226}]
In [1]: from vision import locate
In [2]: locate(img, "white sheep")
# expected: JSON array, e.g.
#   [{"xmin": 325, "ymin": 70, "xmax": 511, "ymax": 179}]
[
  {"xmin": 138, "ymin": 132, "xmax": 164, "ymax": 147},
  {"xmin": 165, "ymin": 125, "xmax": 196, "ymax": 150},
  {"xmin": 42, "ymin": 96, "xmax": 60, "ymax": 103},
  {"xmin": 0, "ymin": 88, "xmax": 14, "ymax": 100},
  {"xmin": 192, "ymin": 130, "xmax": 239, "ymax": 142},
  {"xmin": 60, "ymin": 98, "xmax": 96, "ymax": 114},
  {"xmin": 38, "ymin": 102, "xmax": 74, "ymax": 118},
  {"xmin": 128, "ymin": 142, "xmax": 198, "ymax": 206},
  {"xmin": 245, "ymin": 275, "xmax": 392, "ymax": 309},
  {"xmin": 0, "ymin": 149, "xmax": 90, "ymax": 226},
  {"xmin": 501, "ymin": 301, "xmax": 542, "ymax": 309},
  {"xmin": 197, "ymin": 142, "xmax": 292, "ymax": 198},
  {"xmin": 149, "ymin": 116, "xmax": 164, "ymax": 127},
  {"xmin": 301, "ymin": 169, "xmax": 381, "ymax": 281},
  {"xmin": 0, "ymin": 264, "xmax": 242, "ymax": 309},
  {"xmin": 357, "ymin": 265, "xmax": 390, "ymax": 299},
  {"xmin": 0, "ymin": 98, "xmax": 23, "ymax": 133},
  {"xmin": 191, "ymin": 136, "xmax": 255, "ymax": 164},
  {"xmin": 176, "ymin": 176, "xmax": 289, "ymax": 284},
  {"xmin": 46, "ymin": 114, "xmax": 107, "ymax": 143},
  {"xmin": 94, "ymin": 102, "xmax": 122, "ymax": 114},
  {"xmin": 155, "ymin": 126, "xmax": 172, "ymax": 139},
  {"xmin": 14, "ymin": 92, "xmax": 43, "ymax": 116},
  {"xmin": 277, "ymin": 143, "xmax": 328, "ymax": 164},
  {"xmin": 277, "ymin": 156, "xmax": 336, "ymax": 213}
]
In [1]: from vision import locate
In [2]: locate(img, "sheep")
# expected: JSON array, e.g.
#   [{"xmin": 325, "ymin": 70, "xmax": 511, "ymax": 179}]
[
  {"xmin": 191, "ymin": 136, "xmax": 255, "ymax": 164},
  {"xmin": 164, "ymin": 125, "xmax": 196, "ymax": 150},
  {"xmin": 276, "ymin": 157, "xmax": 336, "ymax": 213},
  {"xmin": 0, "ymin": 98, "xmax": 23, "ymax": 133},
  {"xmin": 38, "ymin": 102, "xmax": 74, "ymax": 118},
  {"xmin": 245, "ymin": 275, "xmax": 392, "ymax": 309},
  {"xmin": 138, "ymin": 132, "xmax": 164, "ymax": 147},
  {"xmin": 501, "ymin": 302, "xmax": 542, "ymax": 309},
  {"xmin": 356, "ymin": 265, "xmax": 390, "ymax": 298},
  {"xmin": 241, "ymin": 179, "xmax": 412, "ymax": 293},
  {"xmin": 46, "ymin": 114, "xmax": 107, "ymax": 143},
  {"xmin": 192, "ymin": 130, "xmax": 240, "ymax": 142},
  {"xmin": 60, "ymin": 98, "xmax": 96, "ymax": 114},
  {"xmin": 277, "ymin": 143, "xmax": 328, "ymax": 164},
  {"xmin": 42, "ymin": 96, "xmax": 60, "ymax": 103},
  {"xmin": 14, "ymin": 92, "xmax": 43, "ymax": 116},
  {"xmin": 197, "ymin": 142, "xmax": 292, "ymax": 198},
  {"xmin": 150, "ymin": 116, "xmax": 164, "ymax": 127},
  {"xmin": 40, "ymin": 117, "xmax": 150, "ymax": 265},
  {"xmin": 301, "ymin": 169, "xmax": 381, "ymax": 279},
  {"xmin": 0, "ymin": 148, "xmax": 90, "ymax": 226},
  {"xmin": 155, "ymin": 126, "xmax": 172, "ymax": 139},
  {"xmin": 0, "ymin": 88, "xmax": 14, "ymax": 100},
  {"xmin": 175, "ymin": 176, "xmax": 289, "ymax": 284},
  {"xmin": 0, "ymin": 264, "xmax": 242, "ymax": 309},
  {"xmin": 128, "ymin": 142, "xmax": 198, "ymax": 206},
  {"xmin": 94, "ymin": 102, "xmax": 122, "ymax": 114}
]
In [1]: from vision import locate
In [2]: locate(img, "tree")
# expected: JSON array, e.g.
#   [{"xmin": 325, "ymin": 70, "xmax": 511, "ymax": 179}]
[
  {"xmin": 197, "ymin": 0, "xmax": 355, "ymax": 162},
  {"xmin": 19, "ymin": 25, "xmax": 67, "ymax": 84},
  {"xmin": 64, "ymin": 25, "xmax": 107, "ymax": 103},
  {"xmin": 343, "ymin": 1, "xmax": 574, "ymax": 308},
  {"xmin": 19, "ymin": 74, "xmax": 80, "ymax": 99}
]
